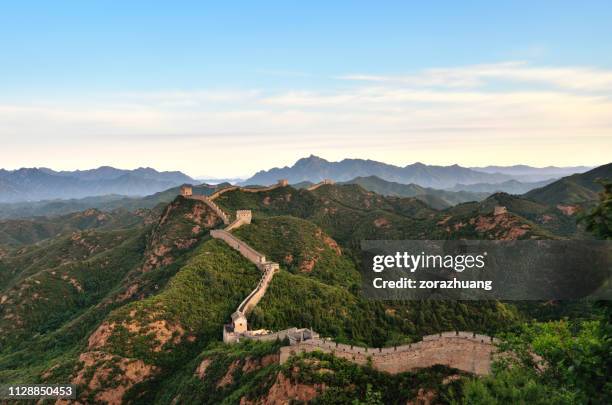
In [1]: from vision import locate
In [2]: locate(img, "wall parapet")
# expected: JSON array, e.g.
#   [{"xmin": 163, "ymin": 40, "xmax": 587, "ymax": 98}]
[
  {"xmin": 210, "ymin": 229, "xmax": 267, "ymax": 265},
  {"xmin": 279, "ymin": 331, "xmax": 497, "ymax": 375}
]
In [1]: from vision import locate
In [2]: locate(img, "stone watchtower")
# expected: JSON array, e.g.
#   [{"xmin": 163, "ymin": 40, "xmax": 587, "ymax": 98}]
[
  {"xmin": 278, "ymin": 179, "xmax": 289, "ymax": 187},
  {"xmin": 235, "ymin": 210, "xmax": 252, "ymax": 224},
  {"xmin": 231, "ymin": 311, "xmax": 248, "ymax": 333},
  {"xmin": 180, "ymin": 185, "xmax": 193, "ymax": 197},
  {"xmin": 493, "ymin": 206, "xmax": 508, "ymax": 216},
  {"xmin": 322, "ymin": 178, "xmax": 335, "ymax": 185}
]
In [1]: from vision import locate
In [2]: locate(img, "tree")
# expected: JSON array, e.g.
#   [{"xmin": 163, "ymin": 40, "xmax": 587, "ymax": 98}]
[
  {"xmin": 579, "ymin": 180, "xmax": 612, "ymax": 239},
  {"xmin": 451, "ymin": 320, "xmax": 611, "ymax": 404}
]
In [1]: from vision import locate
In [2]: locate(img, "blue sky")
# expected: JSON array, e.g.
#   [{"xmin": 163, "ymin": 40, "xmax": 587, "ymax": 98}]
[{"xmin": 1, "ymin": 1, "xmax": 611, "ymax": 177}]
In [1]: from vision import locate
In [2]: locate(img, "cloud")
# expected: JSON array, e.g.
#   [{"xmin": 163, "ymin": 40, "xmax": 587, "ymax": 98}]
[
  {"xmin": 339, "ymin": 61, "xmax": 612, "ymax": 92},
  {"xmin": 0, "ymin": 61, "xmax": 610, "ymax": 174}
]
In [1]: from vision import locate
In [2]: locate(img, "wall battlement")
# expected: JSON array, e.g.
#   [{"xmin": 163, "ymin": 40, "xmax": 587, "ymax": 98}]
[{"xmin": 280, "ymin": 331, "xmax": 497, "ymax": 375}]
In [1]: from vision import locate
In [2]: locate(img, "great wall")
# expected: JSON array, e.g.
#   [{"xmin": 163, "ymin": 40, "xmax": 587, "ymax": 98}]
[{"xmin": 179, "ymin": 180, "xmax": 498, "ymax": 376}]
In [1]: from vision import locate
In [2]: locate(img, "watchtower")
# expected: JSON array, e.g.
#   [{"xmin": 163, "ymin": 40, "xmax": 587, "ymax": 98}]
[
  {"xmin": 231, "ymin": 311, "xmax": 248, "ymax": 333},
  {"xmin": 235, "ymin": 210, "xmax": 252, "ymax": 224},
  {"xmin": 322, "ymin": 179, "xmax": 335, "ymax": 185},
  {"xmin": 493, "ymin": 206, "xmax": 508, "ymax": 216},
  {"xmin": 278, "ymin": 179, "xmax": 289, "ymax": 187},
  {"xmin": 180, "ymin": 185, "xmax": 193, "ymax": 197}
]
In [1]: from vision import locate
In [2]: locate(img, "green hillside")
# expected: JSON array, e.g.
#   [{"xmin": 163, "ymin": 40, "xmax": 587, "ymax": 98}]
[
  {"xmin": 0, "ymin": 184, "xmax": 605, "ymax": 403},
  {"xmin": 0, "ymin": 208, "xmax": 146, "ymax": 247},
  {"xmin": 215, "ymin": 183, "xmax": 554, "ymax": 245},
  {"xmin": 343, "ymin": 175, "xmax": 489, "ymax": 208},
  {"xmin": 524, "ymin": 163, "xmax": 612, "ymax": 204}
]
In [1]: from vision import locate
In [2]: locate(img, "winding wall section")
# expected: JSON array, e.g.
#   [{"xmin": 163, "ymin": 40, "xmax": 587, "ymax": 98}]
[
  {"xmin": 181, "ymin": 182, "xmax": 497, "ymax": 375},
  {"xmin": 280, "ymin": 332, "xmax": 497, "ymax": 375}
]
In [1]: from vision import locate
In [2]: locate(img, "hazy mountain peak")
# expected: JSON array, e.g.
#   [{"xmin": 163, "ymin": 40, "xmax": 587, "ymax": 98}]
[
  {"xmin": 0, "ymin": 166, "xmax": 195, "ymax": 203},
  {"xmin": 244, "ymin": 156, "xmax": 514, "ymax": 188}
]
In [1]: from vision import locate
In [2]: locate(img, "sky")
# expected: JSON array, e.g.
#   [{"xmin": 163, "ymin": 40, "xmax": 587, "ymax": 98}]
[{"xmin": 1, "ymin": 1, "xmax": 611, "ymax": 178}]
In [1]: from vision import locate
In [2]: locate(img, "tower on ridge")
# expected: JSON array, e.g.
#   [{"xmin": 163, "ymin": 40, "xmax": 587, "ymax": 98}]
[{"xmin": 180, "ymin": 185, "xmax": 193, "ymax": 197}]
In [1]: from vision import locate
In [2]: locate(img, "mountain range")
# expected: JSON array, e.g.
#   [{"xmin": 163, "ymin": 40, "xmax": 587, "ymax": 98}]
[
  {"xmin": 244, "ymin": 155, "xmax": 591, "ymax": 189},
  {"xmin": 0, "ymin": 166, "xmax": 194, "ymax": 203},
  {"xmin": 0, "ymin": 158, "xmax": 602, "ymax": 206},
  {"xmin": 470, "ymin": 164, "xmax": 592, "ymax": 181},
  {"xmin": 447, "ymin": 179, "xmax": 556, "ymax": 194}
]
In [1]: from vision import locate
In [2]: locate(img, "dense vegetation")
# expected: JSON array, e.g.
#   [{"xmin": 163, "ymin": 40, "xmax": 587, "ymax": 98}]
[{"xmin": 0, "ymin": 166, "xmax": 609, "ymax": 403}]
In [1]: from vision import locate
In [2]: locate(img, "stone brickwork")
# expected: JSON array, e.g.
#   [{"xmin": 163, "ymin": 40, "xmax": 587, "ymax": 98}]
[{"xmin": 280, "ymin": 331, "xmax": 497, "ymax": 375}]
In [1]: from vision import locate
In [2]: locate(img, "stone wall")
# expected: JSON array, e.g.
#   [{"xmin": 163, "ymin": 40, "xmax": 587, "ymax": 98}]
[
  {"xmin": 237, "ymin": 261, "xmax": 278, "ymax": 314},
  {"xmin": 208, "ymin": 180, "xmax": 288, "ymax": 201},
  {"xmin": 208, "ymin": 186, "xmax": 240, "ymax": 200},
  {"xmin": 210, "ymin": 229, "xmax": 266, "ymax": 265},
  {"xmin": 306, "ymin": 179, "xmax": 335, "ymax": 191},
  {"xmin": 245, "ymin": 328, "xmax": 318, "ymax": 343},
  {"xmin": 280, "ymin": 332, "xmax": 497, "ymax": 376},
  {"xmin": 189, "ymin": 195, "xmax": 230, "ymax": 224}
]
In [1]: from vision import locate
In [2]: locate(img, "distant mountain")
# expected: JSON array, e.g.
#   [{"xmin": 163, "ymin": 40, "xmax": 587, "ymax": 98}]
[
  {"xmin": 0, "ymin": 166, "xmax": 195, "ymax": 203},
  {"xmin": 471, "ymin": 165, "xmax": 592, "ymax": 182},
  {"xmin": 448, "ymin": 179, "xmax": 555, "ymax": 194},
  {"xmin": 0, "ymin": 183, "xmax": 220, "ymax": 219},
  {"xmin": 244, "ymin": 155, "xmax": 513, "ymax": 189},
  {"xmin": 524, "ymin": 163, "xmax": 612, "ymax": 205},
  {"xmin": 341, "ymin": 176, "xmax": 489, "ymax": 209}
]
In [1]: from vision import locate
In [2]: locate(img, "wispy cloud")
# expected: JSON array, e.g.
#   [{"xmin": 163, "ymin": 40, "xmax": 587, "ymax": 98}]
[
  {"xmin": 339, "ymin": 61, "xmax": 612, "ymax": 92},
  {"xmin": 0, "ymin": 61, "xmax": 610, "ymax": 175}
]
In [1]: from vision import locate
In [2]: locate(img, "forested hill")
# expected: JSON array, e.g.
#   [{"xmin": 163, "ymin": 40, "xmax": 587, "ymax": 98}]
[
  {"xmin": 0, "ymin": 181, "xmax": 607, "ymax": 403},
  {"xmin": 524, "ymin": 162, "xmax": 612, "ymax": 204}
]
